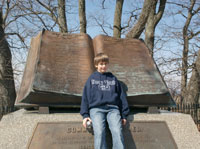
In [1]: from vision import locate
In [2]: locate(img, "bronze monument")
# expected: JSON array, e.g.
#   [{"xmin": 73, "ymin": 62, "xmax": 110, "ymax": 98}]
[{"xmin": 15, "ymin": 30, "xmax": 175, "ymax": 108}]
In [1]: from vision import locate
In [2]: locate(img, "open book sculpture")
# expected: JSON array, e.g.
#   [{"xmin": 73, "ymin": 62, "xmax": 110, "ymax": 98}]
[{"xmin": 15, "ymin": 30, "xmax": 175, "ymax": 108}]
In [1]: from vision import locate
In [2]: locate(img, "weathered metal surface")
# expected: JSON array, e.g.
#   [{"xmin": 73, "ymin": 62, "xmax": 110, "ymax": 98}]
[
  {"xmin": 16, "ymin": 30, "xmax": 175, "ymax": 107},
  {"xmin": 93, "ymin": 35, "xmax": 175, "ymax": 106},
  {"xmin": 27, "ymin": 121, "xmax": 177, "ymax": 149},
  {"xmin": 16, "ymin": 30, "xmax": 95, "ymax": 106}
]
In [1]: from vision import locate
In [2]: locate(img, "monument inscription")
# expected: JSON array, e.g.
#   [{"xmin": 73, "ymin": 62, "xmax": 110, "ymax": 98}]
[{"xmin": 27, "ymin": 121, "xmax": 177, "ymax": 149}]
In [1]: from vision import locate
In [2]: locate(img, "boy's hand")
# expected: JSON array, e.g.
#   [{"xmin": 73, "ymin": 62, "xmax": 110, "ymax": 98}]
[
  {"xmin": 83, "ymin": 117, "xmax": 92, "ymax": 128},
  {"xmin": 122, "ymin": 119, "xmax": 127, "ymax": 125}
]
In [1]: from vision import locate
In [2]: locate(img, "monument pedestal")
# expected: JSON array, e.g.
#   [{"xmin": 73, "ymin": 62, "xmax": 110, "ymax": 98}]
[{"xmin": 0, "ymin": 109, "xmax": 200, "ymax": 149}]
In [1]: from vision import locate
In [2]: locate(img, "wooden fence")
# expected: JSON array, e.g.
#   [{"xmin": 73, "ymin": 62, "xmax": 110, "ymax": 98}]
[{"xmin": 161, "ymin": 103, "xmax": 200, "ymax": 132}]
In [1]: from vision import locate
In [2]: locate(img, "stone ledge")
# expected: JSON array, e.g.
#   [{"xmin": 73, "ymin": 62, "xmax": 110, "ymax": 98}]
[{"xmin": 0, "ymin": 109, "xmax": 200, "ymax": 149}]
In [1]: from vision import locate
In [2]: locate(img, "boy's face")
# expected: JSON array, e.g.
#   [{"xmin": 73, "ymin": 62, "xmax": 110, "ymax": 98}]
[{"xmin": 96, "ymin": 61, "xmax": 108, "ymax": 73}]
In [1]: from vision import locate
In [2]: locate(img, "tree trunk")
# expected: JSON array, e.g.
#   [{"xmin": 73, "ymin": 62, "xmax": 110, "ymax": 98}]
[
  {"xmin": 181, "ymin": 36, "xmax": 189, "ymax": 101},
  {"xmin": 0, "ymin": 11, "xmax": 16, "ymax": 115},
  {"xmin": 58, "ymin": 0, "xmax": 68, "ymax": 33},
  {"xmin": 144, "ymin": 0, "xmax": 166, "ymax": 55},
  {"xmin": 126, "ymin": 0, "xmax": 154, "ymax": 39},
  {"xmin": 184, "ymin": 49, "xmax": 200, "ymax": 104},
  {"xmin": 79, "ymin": 0, "xmax": 86, "ymax": 33},
  {"xmin": 113, "ymin": 0, "xmax": 124, "ymax": 38},
  {"xmin": 181, "ymin": 0, "xmax": 195, "ymax": 102}
]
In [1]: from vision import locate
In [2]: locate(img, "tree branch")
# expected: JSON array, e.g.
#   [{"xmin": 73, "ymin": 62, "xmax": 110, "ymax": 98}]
[
  {"xmin": 3, "ymin": 0, "xmax": 17, "ymax": 27},
  {"xmin": 189, "ymin": 31, "xmax": 200, "ymax": 40},
  {"xmin": 35, "ymin": 0, "xmax": 58, "ymax": 23},
  {"xmin": 126, "ymin": 0, "xmax": 154, "ymax": 38},
  {"xmin": 101, "ymin": 0, "xmax": 106, "ymax": 9},
  {"xmin": 154, "ymin": 0, "xmax": 166, "ymax": 23},
  {"xmin": 92, "ymin": 16, "xmax": 109, "ymax": 35},
  {"xmin": 5, "ymin": 32, "xmax": 25, "ymax": 42}
]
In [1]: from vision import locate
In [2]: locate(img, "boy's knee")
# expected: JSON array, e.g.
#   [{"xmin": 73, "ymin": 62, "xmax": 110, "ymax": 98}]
[
  {"xmin": 110, "ymin": 127, "xmax": 122, "ymax": 136},
  {"xmin": 94, "ymin": 129, "xmax": 105, "ymax": 137}
]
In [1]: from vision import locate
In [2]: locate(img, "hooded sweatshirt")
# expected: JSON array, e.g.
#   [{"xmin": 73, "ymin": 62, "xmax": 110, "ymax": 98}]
[{"xmin": 80, "ymin": 71, "xmax": 129, "ymax": 119}]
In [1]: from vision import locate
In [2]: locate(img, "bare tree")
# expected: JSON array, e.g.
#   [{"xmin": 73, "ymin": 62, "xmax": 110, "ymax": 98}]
[
  {"xmin": 35, "ymin": 0, "xmax": 68, "ymax": 33},
  {"xmin": 184, "ymin": 49, "xmax": 200, "ymax": 104},
  {"xmin": 165, "ymin": 0, "xmax": 200, "ymax": 102},
  {"xmin": 0, "ymin": 5, "xmax": 16, "ymax": 115},
  {"xmin": 144, "ymin": 0, "xmax": 166, "ymax": 54},
  {"xmin": 87, "ymin": 1, "xmax": 141, "ymax": 38},
  {"xmin": 180, "ymin": 0, "xmax": 200, "ymax": 102},
  {"xmin": 126, "ymin": 0, "xmax": 154, "ymax": 39},
  {"xmin": 79, "ymin": 0, "xmax": 86, "ymax": 33},
  {"xmin": 16, "ymin": 0, "xmax": 71, "ymax": 34},
  {"xmin": 148, "ymin": 0, "xmax": 200, "ymax": 103},
  {"xmin": 58, "ymin": 0, "xmax": 68, "ymax": 33},
  {"xmin": 113, "ymin": 0, "xmax": 124, "ymax": 38}
]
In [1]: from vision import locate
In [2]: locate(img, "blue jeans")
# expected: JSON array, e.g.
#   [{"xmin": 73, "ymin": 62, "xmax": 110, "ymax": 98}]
[{"xmin": 89, "ymin": 105, "xmax": 124, "ymax": 149}]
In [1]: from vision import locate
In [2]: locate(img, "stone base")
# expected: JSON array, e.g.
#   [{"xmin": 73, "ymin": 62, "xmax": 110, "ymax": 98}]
[{"xmin": 0, "ymin": 109, "xmax": 200, "ymax": 149}]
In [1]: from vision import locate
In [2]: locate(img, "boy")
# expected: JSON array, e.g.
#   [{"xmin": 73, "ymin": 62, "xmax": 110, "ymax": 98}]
[{"xmin": 80, "ymin": 53, "xmax": 129, "ymax": 149}]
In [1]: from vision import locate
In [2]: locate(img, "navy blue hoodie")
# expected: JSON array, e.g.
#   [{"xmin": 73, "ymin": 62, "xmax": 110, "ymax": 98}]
[{"xmin": 80, "ymin": 71, "xmax": 129, "ymax": 119}]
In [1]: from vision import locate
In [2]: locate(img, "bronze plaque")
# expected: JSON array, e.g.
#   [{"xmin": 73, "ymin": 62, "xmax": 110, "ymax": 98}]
[{"xmin": 27, "ymin": 121, "xmax": 177, "ymax": 149}]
